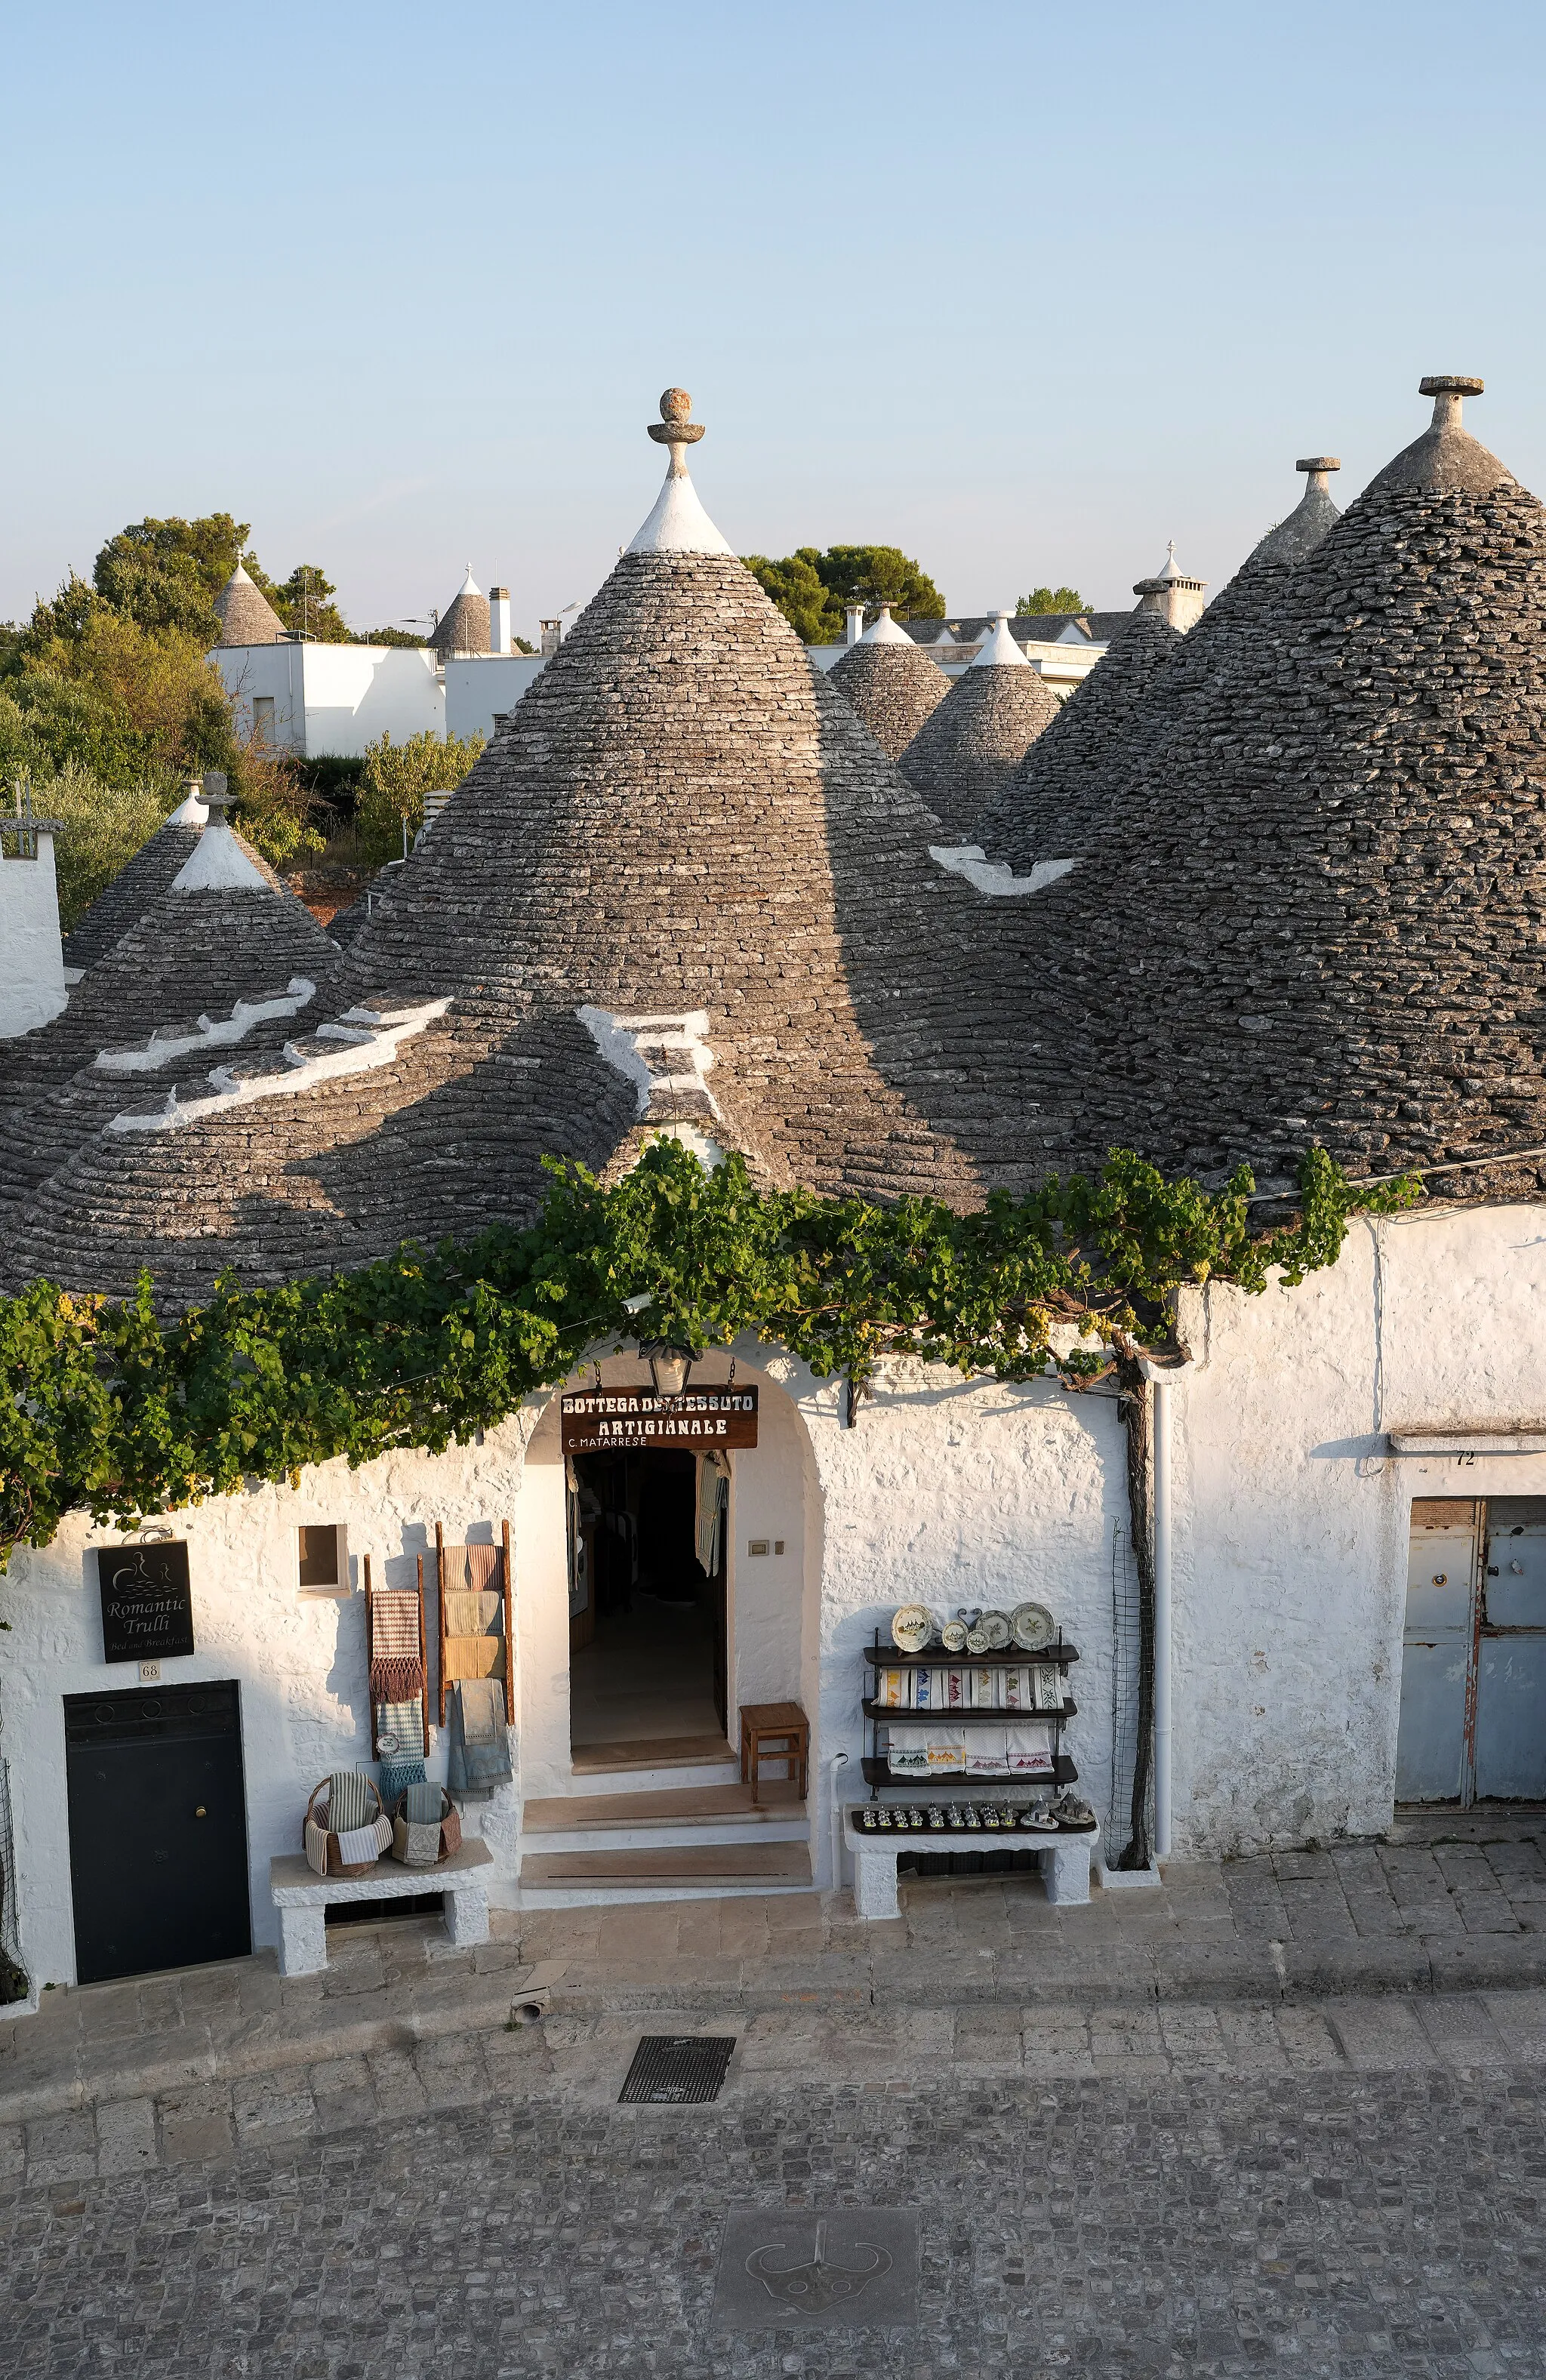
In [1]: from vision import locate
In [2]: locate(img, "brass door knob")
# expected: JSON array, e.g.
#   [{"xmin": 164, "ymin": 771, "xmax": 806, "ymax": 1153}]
[{"xmin": 194, "ymin": 1806, "xmax": 207, "ymax": 1818}]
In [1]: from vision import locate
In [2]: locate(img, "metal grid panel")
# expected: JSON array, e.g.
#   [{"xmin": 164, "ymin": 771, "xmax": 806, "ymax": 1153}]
[{"xmin": 619, "ymin": 2034, "xmax": 737, "ymax": 2104}]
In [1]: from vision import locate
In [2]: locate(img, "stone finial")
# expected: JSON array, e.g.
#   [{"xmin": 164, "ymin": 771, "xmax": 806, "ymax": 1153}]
[
  {"xmin": 1296, "ymin": 457, "xmax": 1341, "ymax": 476},
  {"xmin": 201, "ymin": 771, "xmax": 234, "ymax": 811},
  {"xmin": 1419, "ymin": 374, "xmax": 1484, "ymax": 432},
  {"xmin": 648, "ymin": 388, "xmax": 706, "ymax": 458}
]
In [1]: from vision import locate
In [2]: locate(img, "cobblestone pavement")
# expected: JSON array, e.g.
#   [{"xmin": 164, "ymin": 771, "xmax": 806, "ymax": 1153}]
[{"xmin": 5, "ymin": 2055, "xmax": 1546, "ymax": 2377}]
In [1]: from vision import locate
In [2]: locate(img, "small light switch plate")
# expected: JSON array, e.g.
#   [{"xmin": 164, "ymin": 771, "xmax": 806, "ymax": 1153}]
[
  {"xmin": 138, "ymin": 1659, "xmax": 162, "ymax": 1683},
  {"xmin": 774, "ymin": 1540, "xmax": 785, "ymax": 1555},
  {"xmin": 747, "ymin": 1539, "xmax": 769, "ymax": 1556}
]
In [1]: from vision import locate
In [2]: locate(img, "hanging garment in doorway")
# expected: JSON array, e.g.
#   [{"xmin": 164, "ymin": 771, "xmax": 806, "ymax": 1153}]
[{"xmin": 695, "ymin": 1452, "xmax": 729, "ymax": 1577}]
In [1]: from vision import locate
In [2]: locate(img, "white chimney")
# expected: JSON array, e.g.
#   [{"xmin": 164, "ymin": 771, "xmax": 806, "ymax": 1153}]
[
  {"xmin": 844, "ymin": 599, "xmax": 866, "ymax": 646},
  {"xmin": 489, "ymin": 586, "xmax": 512, "ymax": 656},
  {"xmin": 540, "ymin": 617, "xmax": 563, "ymax": 659}
]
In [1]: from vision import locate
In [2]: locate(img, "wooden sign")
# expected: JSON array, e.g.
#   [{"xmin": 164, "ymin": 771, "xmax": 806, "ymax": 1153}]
[
  {"xmin": 97, "ymin": 1542, "xmax": 195, "ymax": 1664},
  {"xmin": 561, "ymin": 1385, "xmax": 759, "ymax": 1454}
]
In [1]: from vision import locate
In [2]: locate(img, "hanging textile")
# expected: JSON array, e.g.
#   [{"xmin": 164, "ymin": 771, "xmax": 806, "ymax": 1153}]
[
  {"xmin": 694, "ymin": 1452, "xmax": 729, "ymax": 1578},
  {"xmin": 368, "ymin": 1587, "xmax": 425, "ymax": 1703},
  {"xmin": 436, "ymin": 1526, "xmax": 513, "ymax": 1729},
  {"xmin": 447, "ymin": 1676, "xmax": 513, "ymax": 1800}
]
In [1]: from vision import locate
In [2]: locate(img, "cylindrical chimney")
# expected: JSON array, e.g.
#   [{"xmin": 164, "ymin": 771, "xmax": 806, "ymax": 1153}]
[
  {"xmin": 844, "ymin": 599, "xmax": 866, "ymax": 647},
  {"xmin": 489, "ymin": 586, "xmax": 512, "ymax": 656}
]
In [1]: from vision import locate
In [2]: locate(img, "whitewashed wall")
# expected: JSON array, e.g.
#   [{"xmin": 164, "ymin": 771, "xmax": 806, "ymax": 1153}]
[
  {"xmin": 1171, "ymin": 1201, "xmax": 1546, "ymax": 1858},
  {"xmin": 443, "ymin": 653, "xmax": 546, "ymax": 745},
  {"xmin": 211, "ymin": 645, "xmax": 445, "ymax": 758},
  {"xmin": 0, "ymin": 831, "xmax": 67, "ymax": 1036},
  {"xmin": 0, "ymin": 1337, "xmax": 1125, "ymax": 1985}
]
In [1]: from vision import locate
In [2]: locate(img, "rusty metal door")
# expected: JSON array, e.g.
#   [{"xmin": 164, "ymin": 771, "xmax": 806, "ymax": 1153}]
[
  {"xmin": 1475, "ymin": 1498, "xmax": 1546, "ymax": 1800},
  {"xmin": 1396, "ymin": 1500, "xmax": 1481, "ymax": 1803}
]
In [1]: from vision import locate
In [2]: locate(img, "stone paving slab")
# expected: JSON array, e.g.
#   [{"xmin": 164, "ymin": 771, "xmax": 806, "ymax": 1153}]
[
  {"xmin": 5, "ymin": 2062, "xmax": 1546, "ymax": 2375},
  {"xmin": 7, "ymin": 1812, "xmax": 1546, "ymax": 2140}
]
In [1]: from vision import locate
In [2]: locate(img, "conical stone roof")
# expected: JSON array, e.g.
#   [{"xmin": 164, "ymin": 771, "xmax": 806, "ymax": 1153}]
[
  {"xmin": 976, "ymin": 597, "xmax": 1184, "ymax": 868},
  {"xmin": 214, "ymin": 563, "xmax": 286, "ymax": 646},
  {"xmin": 7, "ymin": 394, "xmax": 1055, "ymax": 1304},
  {"xmin": 58, "ymin": 783, "xmax": 285, "ymax": 973},
  {"xmin": 984, "ymin": 458, "xmax": 1346, "ymax": 870},
  {"xmin": 827, "ymin": 605, "xmax": 949, "ymax": 759},
  {"xmin": 897, "ymin": 613, "xmax": 1061, "ymax": 840},
  {"xmin": 0, "ymin": 808, "xmax": 339, "ymax": 1243},
  {"xmin": 431, "ymin": 568, "xmax": 491, "ymax": 657},
  {"xmin": 1012, "ymin": 377, "xmax": 1546, "ymax": 1187}
]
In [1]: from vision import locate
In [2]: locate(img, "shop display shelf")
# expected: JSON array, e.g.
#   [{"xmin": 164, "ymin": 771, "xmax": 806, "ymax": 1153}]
[
  {"xmin": 859, "ymin": 1753, "xmax": 1079, "ymax": 1790},
  {"xmin": 863, "ymin": 1638, "xmax": 1079, "ymax": 1667},
  {"xmin": 861, "ymin": 1698, "xmax": 1076, "ymax": 1723}
]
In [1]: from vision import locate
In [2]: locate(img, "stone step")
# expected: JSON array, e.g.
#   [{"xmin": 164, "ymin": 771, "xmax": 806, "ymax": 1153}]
[
  {"xmin": 570, "ymin": 1732, "xmax": 735, "ymax": 1777},
  {"xmin": 524, "ymin": 1781, "xmax": 805, "ymax": 1848},
  {"xmin": 519, "ymin": 1840, "xmax": 813, "ymax": 1903}
]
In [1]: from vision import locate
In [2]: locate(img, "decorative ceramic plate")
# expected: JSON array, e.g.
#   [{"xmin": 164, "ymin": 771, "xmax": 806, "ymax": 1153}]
[
  {"xmin": 941, "ymin": 1619, "xmax": 969, "ymax": 1653},
  {"xmin": 965, "ymin": 1625, "xmax": 990, "ymax": 1654},
  {"xmin": 891, "ymin": 1604, "xmax": 935, "ymax": 1653},
  {"xmin": 979, "ymin": 1609, "xmax": 1012, "ymax": 1651},
  {"xmin": 1011, "ymin": 1600, "xmax": 1057, "ymax": 1652}
]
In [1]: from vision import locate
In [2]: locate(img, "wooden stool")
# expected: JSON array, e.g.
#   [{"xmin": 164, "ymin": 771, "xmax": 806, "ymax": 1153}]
[{"xmin": 739, "ymin": 1700, "xmax": 809, "ymax": 1805}]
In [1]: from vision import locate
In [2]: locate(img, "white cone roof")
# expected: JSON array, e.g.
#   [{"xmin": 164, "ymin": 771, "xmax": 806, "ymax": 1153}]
[{"xmin": 970, "ymin": 611, "xmax": 1030, "ymax": 668}]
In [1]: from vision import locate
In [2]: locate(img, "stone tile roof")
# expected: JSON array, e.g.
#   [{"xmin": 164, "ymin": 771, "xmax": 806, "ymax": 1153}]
[
  {"xmin": 58, "ymin": 793, "xmax": 285, "ymax": 974},
  {"xmin": 909, "ymin": 613, "xmax": 1132, "ymax": 650},
  {"xmin": 3, "ymin": 432, "xmax": 1070, "ymax": 1303},
  {"xmin": 214, "ymin": 565, "xmax": 286, "ymax": 647},
  {"xmin": 826, "ymin": 636, "xmax": 948, "ymax": 759},
  {"xmin": 1009, "ymin": 380, "xmax": 1546, "ymax": 1189},
  {"xmin": 975, "ymin": 604, "xmax": 1183, "ymax": 868},
  {"xmin": 431, "ymin": 571, "xmax": 491, "ymax": 657},
  {"xmin": 0, "ymin": 858, "xmax": 339, "ymax": 1241},
  {"xmin": 895, "ymin": 638, "xmax": 1062, "ymax": 841},
  {"xmin": 978, "ymin": 463, "xmax": 1346, "ymax": 873}
]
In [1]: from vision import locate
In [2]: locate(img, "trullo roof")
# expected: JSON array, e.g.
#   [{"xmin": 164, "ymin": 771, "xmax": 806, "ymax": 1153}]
[
  {"xmin": 57, "ymin": 783, "xmax": 285, "ymax": 974},
  {"xmin": 430, "ymin": 568, "xmax": 491, "ymax": 657},
  {"xmin": 896, "ymin": 611, "xmax": 1061, "ymax": 840},
  {"xmin": 214, "ymin": 563, "xmax": 286, "ymax": 646},
  {"xmin": 5, "ymin": 393, "xmax": 1063, "ymax": 1305},
  {"xmin": 827, "ymin": 605, "xmax": 950, "ymax": 759},
  {"xmin": 1010, "ymin": 377, "xmax": 1546, "ymax": 1189}
]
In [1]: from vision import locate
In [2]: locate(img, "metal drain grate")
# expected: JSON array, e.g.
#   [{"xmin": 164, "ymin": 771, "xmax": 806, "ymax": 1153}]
[{"xmin": 619, "ymin": 2034, "xmax": 737, "ymax": 2104}]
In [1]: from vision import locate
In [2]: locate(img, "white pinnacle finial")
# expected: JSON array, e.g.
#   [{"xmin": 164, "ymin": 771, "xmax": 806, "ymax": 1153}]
[
  {"xmin": 628, "ymin": 388, "xmax": 733, "ymax": 557},
  {"xmin": 858, "ymin": 602, "xmax": 913, "ymax": 645},
  {"xmin": 971, "ymin": 609, "xmax": 1030, "ymax": 668}
]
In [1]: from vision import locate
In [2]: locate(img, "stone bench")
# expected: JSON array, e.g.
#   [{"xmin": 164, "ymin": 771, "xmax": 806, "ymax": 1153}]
[
  {"xmin": 843, "ymin": 1808, "xmax": 1096, "ymax": 1920},
  {"xmin": 269, "ymin": 1839, "xmax": 494, "ymax": 1976}
]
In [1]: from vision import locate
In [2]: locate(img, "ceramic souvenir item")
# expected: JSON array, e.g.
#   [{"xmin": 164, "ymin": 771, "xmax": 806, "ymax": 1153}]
[
  {"xmin": 980, "ymin": 1609, "xmax": 1012, "ymax": 1651},
  {"xmin": 1051, "ymin": 1788, "xmax": 1098, "ymax": 1833},
  {"xmin": 941, "ymin": 1620, "xmax": 969, "ymax": 1653},
  {"xmin": 890, "ymin": 1604, "xmax": 935, "ymax": 1652},
  {"xmin": 1011, "ymin": 1601, "xmax": 1057, "ymax": 1652},
  {"xmin": 965, "ymin": 1626, "xmax": 990, "ymax": 1654}
]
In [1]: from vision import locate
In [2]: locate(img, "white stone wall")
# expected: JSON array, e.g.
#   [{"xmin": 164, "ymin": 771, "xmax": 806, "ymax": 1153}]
[
  {"xmin": 0, "ymin": 1338, "xmax": 1124, "ymax": 1985},
  {"xmin": 0, "ymin": 832, "xmax": 67, "ymax": 1036},
  {"xmin": 1171, "ymin": 1201, "xmax": 1546, "ymax": 1858},
  {"xmin": 211, "ymin": 645, "xmax": 445, "ymax": 759}
]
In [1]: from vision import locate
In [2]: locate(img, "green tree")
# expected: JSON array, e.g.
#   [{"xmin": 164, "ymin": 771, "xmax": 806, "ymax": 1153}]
[
  {"xmin": 743, "ymin": 550, "xmax": 845, "ymax": 644},
  {"xmin": 273, "ymin": 565, "xmax": 350, "ymax": 643},
  {"xmin": 93, "ymin": 513, "xmax": 256, "ymax": 642},
  {"xmin": 813, "ymin": 545, "xmax": 945, "ymax": 622},
  {"xmin": 356, "ymin": 727, "xmax": 485, "ymax": 862},
  {"xmin": 1015, "ymin": 587, "xmax": 1089, "ymax": 616},
  {"xmin": 24, "ymin": 762, "xmax": 180, "ymax": 933}
]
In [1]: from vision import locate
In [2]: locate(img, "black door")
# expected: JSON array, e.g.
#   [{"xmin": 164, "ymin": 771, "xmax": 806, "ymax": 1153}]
[{"xmin": 65, "ymin": 1681, "xmax": 251, "ymax": 1984}]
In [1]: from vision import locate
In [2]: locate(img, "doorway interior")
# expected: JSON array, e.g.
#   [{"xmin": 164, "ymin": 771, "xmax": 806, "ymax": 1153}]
[
  {"xmin": 567, "ymin": 1447, "xmax": 730, "ymax": 1769},
  {"xmin": 1397, "ymin": 1496, "xmax": 1546, "ymax": 1803}
]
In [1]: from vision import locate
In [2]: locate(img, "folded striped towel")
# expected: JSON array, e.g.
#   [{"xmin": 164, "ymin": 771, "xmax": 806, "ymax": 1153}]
[
  {"xmin": 335, "ymin": 1821, "xmax": 385, "ymax": 1867},
  {"xmin": 374, "ymin": 1698, "xmax": 423, "ymax": 1759},
  {"xmin": 443, "ymin": 1633, "xmax": 504, "ymax": 1680},
  {"xmin": 327, "ymin": 1771, "xmax": 375, "ymax": 1831},
  {"xmin": 404, "ymin": 1780, "xmax": 442, "ymax": 1824},
  {"xmin": 440, "ymin": 1544, "xmax": 502, "ymax": 1594}
]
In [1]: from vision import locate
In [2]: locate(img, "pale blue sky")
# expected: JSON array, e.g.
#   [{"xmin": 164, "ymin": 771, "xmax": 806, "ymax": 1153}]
[{"xmin": 5, "ymin": 1, "xmax": 1543, "ymax": 640}]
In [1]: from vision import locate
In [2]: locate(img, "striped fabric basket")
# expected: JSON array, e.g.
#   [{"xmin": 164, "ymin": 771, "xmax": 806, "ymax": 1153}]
[
  {"xmin": 390, "ymin": 1781, "xmax": 463, "ymax": 1869},
  {"xmin": 303, "ymin": 1772, "xmax": 393, "ymax": 1878}
]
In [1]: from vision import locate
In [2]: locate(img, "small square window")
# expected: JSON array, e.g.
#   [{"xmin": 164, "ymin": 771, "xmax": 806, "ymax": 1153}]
[{"xmin": 297, "ymin": 1524, "xmax": 346, "ymax": 1594}]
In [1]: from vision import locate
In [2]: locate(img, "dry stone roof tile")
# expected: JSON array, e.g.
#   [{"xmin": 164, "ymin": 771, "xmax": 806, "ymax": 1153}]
[
  {"xmin": 827, "ymin": 637, "xmax": 949, "ymax": 759},
  {"xmin": 214, "ymin": 565, "xmax": 286, "ymax": 647},
  {"xmin": 896, "ymin": 653, "xmax": 1061, "ymax": 841}
]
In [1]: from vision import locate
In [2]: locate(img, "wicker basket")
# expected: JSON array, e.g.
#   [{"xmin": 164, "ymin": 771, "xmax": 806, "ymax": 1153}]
[
  {"xmin": 303, "ymin": 1775, "xmax": 393, "ymax": 1878},
  {"xmin": 390, "ymin": 1784, "xmax": 463, "ymax": 1868}
]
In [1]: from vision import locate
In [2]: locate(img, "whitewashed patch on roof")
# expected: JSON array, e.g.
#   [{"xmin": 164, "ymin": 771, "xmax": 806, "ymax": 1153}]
[
  {"xmin": 94, "ymin": 978, "xmax": 318, "ymax": 1073},
  {"xmin": 577, "ymin": 1005, "xmax": 721, "ymax": 1119},
  {"xmin": 171, "ymin": 821, "xmax": 270, "ymax": 893},
  {"xmin": 107, "ymin": 998, "xmax": 451, "ymax": 1133},
  {"xmin": 929, "ymin": 845, "xmax": 1079, "ymax": 898}
]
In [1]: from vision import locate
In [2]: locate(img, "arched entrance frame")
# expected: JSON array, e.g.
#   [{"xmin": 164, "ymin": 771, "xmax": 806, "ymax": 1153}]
[{"xmin": 515, "ymin": 1344, "xmax": 826, "ymax": 1806}]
